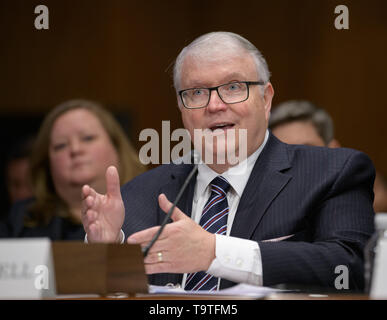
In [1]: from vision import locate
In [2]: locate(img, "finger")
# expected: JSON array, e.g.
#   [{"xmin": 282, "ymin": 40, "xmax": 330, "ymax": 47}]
[
  {"xmin": 82, "ymin": 184, "xmax": 97, "ymax": 199},
  {"xmin": 86, "ymin": 195, "xmax": 95, "ymax": 208},
  {"xmin": 86, "ymin": 209, "xmax": 98, "ymax": 223},
  {"xmin": 106, "ymin": 166, "xmax": 121, "ymax": 199},
  {"xmin": 144, "ymin": 251, "xmax": 167, "ymax": 264},
  {"xmin": 88, "ymin": 221, "xmax": 101, "ymax": 241},
  {"xmin": 82, "ymin": 186, "xmax": 96, "ymax": 214},
  {"xmin": 127, "ymin": 225, "xmax": 162, "ymax": 244},
  {"xmin": 158, "ymin": 193, "xmax": 187, "ymax": 222},
  {"xmin": 144, "ymin": 262, "xmax": 173, "ymax": 275},
  {"xmin": 83, "ymin": 215, "xmax": 95, "ymax": 233},
  {"xmin": 142, "ymin": 236, "xmax": 170, "ymax": 255},
  {"xmin": 81, "ymin": 195, "xmax": 93, "ymax": 225},
  {"xmin": 82, "ymin": 208, "xmax": 97, "ymax": 230},
  {"xmin": 82, "ymin": 185, "xmax": 90, "ymax": 200},
  {"xmin": 81, "ymin": 195, "xmax": 95, "ymax": 221}
]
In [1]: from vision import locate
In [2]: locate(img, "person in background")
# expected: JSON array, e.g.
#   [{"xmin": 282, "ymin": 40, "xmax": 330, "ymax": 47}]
[
  {"xmin": 0, "ymin": 136, "xmax": 35, "ymax": 236},
  {"xmin": 5, "ymin": 136, "xmax": 34, "ymax": 205},
  {"xmin": 2, "ymin": 99, "xmax": 145, "ymax": 240},
  {"xmin": 269, "ymin": 100, "xmax": 340, "ymax": 148},
  {"xmin": 374, "ymin": 171, "xmax": 387, "ymax": 213}
]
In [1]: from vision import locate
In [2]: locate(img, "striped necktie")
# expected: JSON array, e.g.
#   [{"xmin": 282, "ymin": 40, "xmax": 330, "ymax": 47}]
[{"xmin": 184, "ymin": 176, "xmax": 231, "ymax": 291}]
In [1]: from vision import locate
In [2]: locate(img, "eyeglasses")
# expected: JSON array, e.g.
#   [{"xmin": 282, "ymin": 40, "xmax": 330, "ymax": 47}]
[{"xmin": 178, "ymin": 81, "xmax": 265, "ymax": 109}]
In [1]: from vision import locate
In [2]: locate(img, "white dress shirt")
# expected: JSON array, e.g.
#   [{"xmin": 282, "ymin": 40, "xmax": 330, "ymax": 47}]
[{"xmin": 180, "ymin": 130, "xmax": 269, "ymax": 289}]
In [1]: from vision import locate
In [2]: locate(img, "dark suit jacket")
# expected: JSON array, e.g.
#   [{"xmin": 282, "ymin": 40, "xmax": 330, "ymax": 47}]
[
  {"xmin": 0, "ymin": 198, "xmax": 85, "ymax": 240},
  {"xmin": 121, "ymin": 133, "xmax": 375, "ymax": 290}
]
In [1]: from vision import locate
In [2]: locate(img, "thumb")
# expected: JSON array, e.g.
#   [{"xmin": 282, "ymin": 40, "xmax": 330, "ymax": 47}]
[
  {"xmin": 158, "ymin": 193, "xmax": 187, "ymax": 222},
  {"xmin": 106, "ymin": 166, "xmax": 121, "ymax": 199}
]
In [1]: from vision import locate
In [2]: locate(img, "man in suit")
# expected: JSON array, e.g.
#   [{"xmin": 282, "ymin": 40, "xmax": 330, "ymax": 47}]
[{"xmin": 81, "ymin": 32, "xmax": 375, "ymax": 291}]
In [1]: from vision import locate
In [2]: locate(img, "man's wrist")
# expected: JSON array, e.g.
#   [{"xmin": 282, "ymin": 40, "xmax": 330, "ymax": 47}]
[
  {"xmin": 117, "ymin": 229, "xmax": 125, "ymax": 244},
  {"xmin": 204, "ymin": 233, "xmax": 216, "ymax": 271},
  {"xmin": 84, "ymin": 229, "xmax": 125, "ymax": 244}
]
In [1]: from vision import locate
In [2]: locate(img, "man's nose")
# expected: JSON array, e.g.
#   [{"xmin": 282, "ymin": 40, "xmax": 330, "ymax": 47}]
[{"xmin": 206, "ymin": 89, "xmax": 227, "ymax": 113}]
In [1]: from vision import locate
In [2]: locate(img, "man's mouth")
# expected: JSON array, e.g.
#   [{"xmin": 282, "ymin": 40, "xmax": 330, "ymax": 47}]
[{"xmin": 209, "ymin": 123, "xmax": 235, "ymax": 131}]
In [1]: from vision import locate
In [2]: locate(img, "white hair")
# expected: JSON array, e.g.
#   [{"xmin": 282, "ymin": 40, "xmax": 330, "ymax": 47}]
[{"xmin": 173, "ymin": 31, "xmax": 271, "ymax": 94}]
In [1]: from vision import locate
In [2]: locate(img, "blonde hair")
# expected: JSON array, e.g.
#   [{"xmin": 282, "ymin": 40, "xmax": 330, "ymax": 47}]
[{"xmin": 27, "ymin": 99, "xmax": 145, "ymax": 225}]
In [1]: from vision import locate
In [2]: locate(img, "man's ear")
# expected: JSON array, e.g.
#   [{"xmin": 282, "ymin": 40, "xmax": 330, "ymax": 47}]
[
  {"xmin": 328, "ymin": 139, "xmax": 341, "ymax": 148},
  {"xmin": 176, "ymin": 93, "xmax": 183, "ymax": 110},
  {"xmin": 264, "ymin": 83, "xmax": 274, "ymax": 117}
]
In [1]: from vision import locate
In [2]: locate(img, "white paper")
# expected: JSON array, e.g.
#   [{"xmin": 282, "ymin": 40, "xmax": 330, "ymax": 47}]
[{"xmin": 148, "ymin": 283, "xmax": 282, "ymax": 298}]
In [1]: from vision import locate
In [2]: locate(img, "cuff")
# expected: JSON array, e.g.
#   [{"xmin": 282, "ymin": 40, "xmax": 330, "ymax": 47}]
[
  {"xmin": 207, "ymin": 234, "xmax": 263, "ymax": 286},
  {"xmin": 84, "ymin": 229, "xmax": 125, "ymax": 244}
]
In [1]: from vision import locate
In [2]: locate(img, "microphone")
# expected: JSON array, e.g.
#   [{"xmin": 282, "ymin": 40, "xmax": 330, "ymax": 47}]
[{"xmin": 142, "ymin": 150, "xmax": 200, "ymax": 257}]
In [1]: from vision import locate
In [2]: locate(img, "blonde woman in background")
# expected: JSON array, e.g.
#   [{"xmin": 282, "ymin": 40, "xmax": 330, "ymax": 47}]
[{"xmin": 2, "ymin": 99, "xmax": 145, "ymax": 240}]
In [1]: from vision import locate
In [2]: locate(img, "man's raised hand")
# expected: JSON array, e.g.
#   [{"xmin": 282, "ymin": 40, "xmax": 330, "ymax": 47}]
[{"xmin": 81, "ymin": 166, "xmax": 125, "ymax": 243}]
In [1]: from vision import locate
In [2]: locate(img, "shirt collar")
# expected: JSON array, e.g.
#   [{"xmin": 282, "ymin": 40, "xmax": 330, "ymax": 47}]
[{"xmin": 195, "ymin": 129, "xmax": 269, "ymax": 200}]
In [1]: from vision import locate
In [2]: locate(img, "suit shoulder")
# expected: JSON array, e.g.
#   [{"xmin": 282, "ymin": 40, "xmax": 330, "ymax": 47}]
[
  {"xmin": 121, "ymin": 162, "xmax": 192, "ymax": 193},
  {"xmin": 285, "ymin": 144, "xmax": 375, "ymax": 181},
  {"xmin": 288, "ymin": 144, "xmax": 372, "ymax": 164}
]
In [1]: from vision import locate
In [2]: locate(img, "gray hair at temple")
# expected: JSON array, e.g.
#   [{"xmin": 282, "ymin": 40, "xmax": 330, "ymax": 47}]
[
  {"xmin": 173, "ymin": 31, "xmax": 271, "ymax": 95},
  {"xmin": 269, "ymin": 100, "xmax": 334, "ymax": 145}
]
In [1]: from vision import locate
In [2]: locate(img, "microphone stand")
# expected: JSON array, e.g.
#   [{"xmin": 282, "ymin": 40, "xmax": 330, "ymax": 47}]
[{"xmin": 142, "ymin": 152, "xmax": 199, "ymax": 257}]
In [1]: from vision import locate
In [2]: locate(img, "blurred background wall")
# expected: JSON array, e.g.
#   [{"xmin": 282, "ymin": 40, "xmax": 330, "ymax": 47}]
[{"xmin": 0, "ymin": 0, "xmax": 386, "ymax": 215}]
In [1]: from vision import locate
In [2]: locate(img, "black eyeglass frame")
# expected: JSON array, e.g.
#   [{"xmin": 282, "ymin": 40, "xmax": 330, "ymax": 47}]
[{"xmin": 178, "ymin": 80, "xmax": 266, "ymax": 109}]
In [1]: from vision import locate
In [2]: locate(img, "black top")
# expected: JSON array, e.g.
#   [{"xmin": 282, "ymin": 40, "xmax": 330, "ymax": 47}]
[{"xmin": 0, "ymin": 198, "xmax": 85, "ymax": 240}]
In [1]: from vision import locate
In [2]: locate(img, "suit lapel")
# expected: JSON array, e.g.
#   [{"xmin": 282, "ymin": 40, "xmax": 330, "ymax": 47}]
[
  {"xmin": 230, "ymin": 134, "xmax": 293, "ymax": 239},
  {"xmin": 158, "ymin": 164, "xmax": 197, "ymax": 219}
]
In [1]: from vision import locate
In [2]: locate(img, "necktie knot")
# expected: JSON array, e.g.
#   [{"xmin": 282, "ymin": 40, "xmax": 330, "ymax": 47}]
[{"xmin": 210, "ymin": 176, "xmax": 230, "ymax": 196}]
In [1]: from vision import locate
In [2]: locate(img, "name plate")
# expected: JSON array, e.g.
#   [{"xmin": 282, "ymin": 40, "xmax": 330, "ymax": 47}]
[
  {"xmin": 0, "ymin": 238, "xmax": 56, "ymax": 299},
  {"xmin": 371, "ymin": 237, "xmax": 387, "ymax": 299}
]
